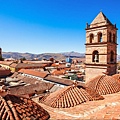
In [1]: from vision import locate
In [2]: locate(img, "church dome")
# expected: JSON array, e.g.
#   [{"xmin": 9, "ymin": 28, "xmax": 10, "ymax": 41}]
[
  {"xmin": 0, "ymin": 94, "xmax": 50, "ymax": 120},
  {"xmin": 112, "ymin": 74, "xmax": 120, "ymax": 84},
  {"xmin": 39, "ymin": 85, "xmax": 103, "ymax": 108},
  {"xmin": 86, "ymin": 75, "xmax": 120, "ymax": 95}
]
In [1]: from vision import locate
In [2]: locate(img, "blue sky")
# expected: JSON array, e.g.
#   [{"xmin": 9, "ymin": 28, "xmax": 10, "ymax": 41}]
[{"xmin": 0, "ymin": 0, "xmax": 120, "ymax": 54}]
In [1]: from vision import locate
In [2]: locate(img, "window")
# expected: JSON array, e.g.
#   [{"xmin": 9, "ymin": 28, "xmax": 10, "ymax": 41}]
[
  {"xmin": 89, "ymin": 34, "xmax": 94, "ymax": 43},
  {"xmin": 110, "ymin": 51, "xmax": 114, "ymax": 62},
  {"xmin": 92, "ymin": 51, "xmax": 99, "ymax": 62},
  {"xmin": 98, "ymin": 32, "xmax": 102, "ymax": 42}
]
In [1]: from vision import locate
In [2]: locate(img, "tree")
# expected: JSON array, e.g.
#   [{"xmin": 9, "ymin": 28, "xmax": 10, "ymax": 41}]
[{"xmin": 20, "ymin": 57, "xmax": 26, "ymax": 61}]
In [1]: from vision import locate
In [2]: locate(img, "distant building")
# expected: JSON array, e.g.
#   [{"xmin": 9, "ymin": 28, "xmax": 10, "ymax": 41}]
[
  {"xmin": 0, "ymin": 61, "xmax": 49, "ymax": 72},
  {"xmin": 66, "ymin": 57, "xmax": 72, "ymax": 63},
  {"xmin": 85, "ymin": 12, "xmax": 117, "ymax": 82}
]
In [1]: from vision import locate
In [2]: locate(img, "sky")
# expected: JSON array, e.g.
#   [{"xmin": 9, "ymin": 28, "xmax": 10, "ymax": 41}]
[{"xmin": 0, "ymin": 0, "xmax": 120, "ymax": 54}]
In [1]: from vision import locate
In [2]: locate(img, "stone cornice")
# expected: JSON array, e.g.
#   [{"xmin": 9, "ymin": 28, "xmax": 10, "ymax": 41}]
[
  {"xmin": 85, "ymin": 24, "xmax": 118, "ymax": 30},
  {"xmin": 85, "ymin": 63, "xmax": 117, "ymax": 66},
  {"xmin": 85, "ymin": 42, "xmax": 118, "ymax": 46},
  {"xmin": 85, "ymin": 53, "xmax": 117, "ymax": 55}
]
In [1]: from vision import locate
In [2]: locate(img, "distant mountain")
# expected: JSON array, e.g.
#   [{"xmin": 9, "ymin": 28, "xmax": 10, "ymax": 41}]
[
  {"xmin": 2, "ymin": 51, "xmax": 120, "ymax": 61},
  {"xmin": 2, "ymin": 52, "xmax": 37, "ymax": 60},
  {"xmin": 61, "ymin": 51, "xmax": 85, "ymax": 58},
  {"xmin": 2, "ymin": 52, "xmax": 66, "ymax": 60},
  {"xmin": 2, "ymin": 51, "xmax": 85, "ymax": 60}
]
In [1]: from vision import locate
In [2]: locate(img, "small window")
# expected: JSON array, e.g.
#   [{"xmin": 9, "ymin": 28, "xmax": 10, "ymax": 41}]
[
  {"xmin": 98, "ymin": 33, "xmax": 102, "ymax": 42},
  {"xmin": 92, "ymin": 51, "xmax": 99, "ymax": 62},
  {"xmin": 89, "ymin": 34, "xmax": 94, "ymax": 43}
]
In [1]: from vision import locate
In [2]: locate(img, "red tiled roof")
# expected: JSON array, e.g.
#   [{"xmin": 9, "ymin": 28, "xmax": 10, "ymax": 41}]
[
  {"xmin": 85, "ymin": 87, "xmax": 104, "ymax": 100},
  {"xmin": 39, "ymin": 85, "xmax": 98, "ymax": 108},
  {"xmin": 0, "ymin": 61, "xmax": 13, "ymax": 66},
  {"xmin": 37, "ymin": 90, "xmax": 120, "ymax": 119},
  {"xmin": 18, "ymin": 69, "xmax": 48, "ymax": 78},
  {"xmin": 10, "ymin": 72, "xmax": 19, "ymax": 78},
  {"xmin": 22, "ymin": 77, "xmax": 42, "ymax": 84},
  {"xmin": 51, "ymin": 63, "xmax": 66, "ymax": 68},
  {"xmin": 51, "ymin": 69, "xmax": 66, "ymax": 75},
  {"xmin": 8, "ymin": 82, "xmax": 54, "ymax": 96},
  {"xmin": 86, "ymin": 75, "xmax": 120, "ymax": 95},
  {"xmin": 112, "ymin": 74, "xmax": 120, "ymax": 84},
  {"xmin": 16, "ymin": 63, "xmax": 48, "ymax": 68},
  {"xmin": 45, "ymin": 75, "xmax": 85, "ymax": 87},
  {"xmin": 9, "ymin": 62, "xmax": 17, "ymax": 67},
  {"xmin": 0, "ymin": 68, "xmax": 11, "ymax": 77},
  {"xmin": 0, "ymin": 94, "xmax": 50, "ymax": 120},
  {"xmin": 51, "ymin": 63, "xmax": 59, "ymax": 67},
  {"xmin": 23, "ymin": 60, "xmax": 52, "ymax": 64}
]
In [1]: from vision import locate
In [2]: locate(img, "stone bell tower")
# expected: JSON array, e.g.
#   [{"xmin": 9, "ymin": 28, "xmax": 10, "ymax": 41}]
[
  {"xmin": 85, "ymin": 12, "xmax": 118, "ymax": 82},
  {"xmin": 0, "ymin": 48, "xmax": 2, "ymax": 60}
]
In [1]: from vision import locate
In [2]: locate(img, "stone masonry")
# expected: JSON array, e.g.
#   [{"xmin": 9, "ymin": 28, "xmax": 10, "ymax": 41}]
[{"xmin": 85, "ymin": 12, "xmax": 118, "ymax": 82}]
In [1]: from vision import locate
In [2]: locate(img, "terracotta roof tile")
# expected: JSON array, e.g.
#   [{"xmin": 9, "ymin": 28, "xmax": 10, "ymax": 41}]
[
  {"xmin": 112, "ymin": 74, "xmax": 120, "ymax": 84},
  {"xmin": 39, "ymin": 85, "xmax": 103, "ymax": 108},
  {"xmin": 18, "ymin": 69, "xmax": 48, "ymax": 78},
  {"xmin": 45, "ymin": 75, "xmax": 85, "ymax": 87},
  {"xmin": 0, "ymin": 68, "xmax": 11, "ymax": 77},
  {"xmin": 8, "ymin": 82, "xmax": 54, "ymax": 96},
  {"xmin": 85, "ymin": 87, "xmax": 104, "ymax": 100},
  {"xmin": 15, "ymin": 63, "xmax": 48, "ymax": 68},
  {"xmin": 0, "ymin": 94, "xmax": 50, "ymax": 120},
  {"xmin": 10, "ymin": 72, "xmax": 19, "ymax": 78},
  {"xmin": 51, "ymin": 63, "xmax": 59, "ymax": 67},
  {"xmin": 86, "ymin": 75, "xmax": 120, "ymax": 95},
  {"xmin": 0, "ymin": 61, "xmax": 13, "ymax": 66},
  {"xmin": 11, "ymin": 73, "xmax": 25, "ymax": 80},
  {"xmin": 51, "ymin": 69, "xmax": 66, "ymax": 75},
  {"xmin": 9, "ymin": 63, "xmax": 17, "ymax": 67},
  {"xmin": 22, "ymin": 77, "xmax": 42, "ymax": 84}
]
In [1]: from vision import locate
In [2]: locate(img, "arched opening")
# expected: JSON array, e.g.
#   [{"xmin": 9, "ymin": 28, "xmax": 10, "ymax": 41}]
[
  {"xmin": 110, "ymin": 51, "xmax": 114, "ymax": 62},
  {"xmin": 113, "ymin": 34, "xmax": 116, "ymax": 43},
  {"xmin": 109, "ymin": 32, "xmax": 112, "ymax": 42},
  {"xmin": 92, "ymin": 51, "xmax": 99, "ymax": 62},
  {"xmin": 98, "ymin": 32, "xmax": 102, "ymax": 42},
  {"xmin": 89, "ymin": 34, "xmax": 94, "ymax": 43}
]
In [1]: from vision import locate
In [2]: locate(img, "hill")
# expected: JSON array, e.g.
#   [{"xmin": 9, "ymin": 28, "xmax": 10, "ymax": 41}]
[
  {"xmin": 2, "ymin": 51, "xmax": 120, "ymax": 61},
  {"xmin": 2, "ymin": 52, "xmax": 66, "ymax": 60},
  {"xmin": 2, "ymin": 51, "xmax": 85, "ymax": 60}
]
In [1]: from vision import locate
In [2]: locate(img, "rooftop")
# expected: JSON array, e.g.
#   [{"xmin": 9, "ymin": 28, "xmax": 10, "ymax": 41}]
[
  {"xmin": 33, "ymin": 91, "xmax": 120, "ymax": 119},
  {"xmin": 91, "ymin": 12, "xmax": 112, "ymax": 25},
  {"xmin": 86, "ymin": 75, "xmax": 120, "ymax": 95},
  {"xmin": 0, "ymin": 94, "xmax": 50, "ymax": 120},
  {"xmin": 39, "ymin": 85, "xmax": 103, "ymax": 108},
  {"xmin": 18, "ymin": 69, "xmax": 48, "ymax": 78}
]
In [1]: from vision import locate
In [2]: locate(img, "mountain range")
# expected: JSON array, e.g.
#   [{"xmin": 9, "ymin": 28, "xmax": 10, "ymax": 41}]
[
  {"xmin": 2, "ymin": 51, "xmax": 85, "ymax": 60},
  {"xmin": 2, "ymin": 51, "xmax": 120, "ymax": 61}
]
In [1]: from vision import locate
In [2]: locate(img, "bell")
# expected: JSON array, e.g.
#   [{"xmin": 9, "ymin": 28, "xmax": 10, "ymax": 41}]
[{"xmin": 94, "ymin": 54, "xmax": 98, "ymax": 62}]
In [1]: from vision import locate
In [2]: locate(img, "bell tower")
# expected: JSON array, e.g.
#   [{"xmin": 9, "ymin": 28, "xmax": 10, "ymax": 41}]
[
  {"xmin": 85, "ymin": 12, "xmax": 118, "ymax": 82},
  {"xmin": 0, "ymin": 48, "xmax": 2, "ymax": 60}
]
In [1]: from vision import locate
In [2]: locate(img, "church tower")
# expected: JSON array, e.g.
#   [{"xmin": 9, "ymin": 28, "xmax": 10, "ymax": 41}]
[
  {"xmin": 85, "ymin": 12, "xmax": 118, "ymax": 82},
  {"xmin": 0, "ymin": 48, "xmax": 2, "ymax": 59}
]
